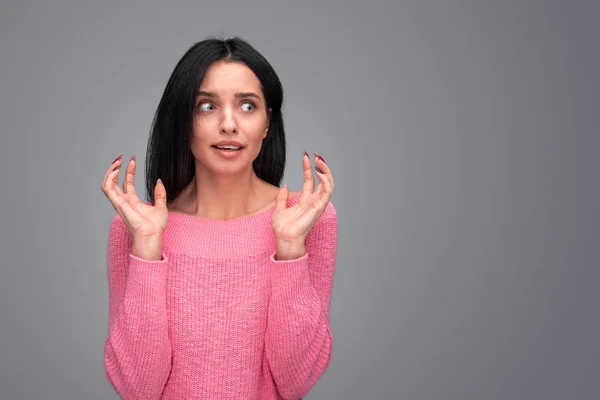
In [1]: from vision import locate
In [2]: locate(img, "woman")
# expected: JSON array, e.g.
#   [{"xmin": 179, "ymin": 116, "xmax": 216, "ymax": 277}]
[{"xmin": 100, "ymin": 36, "xmax": 337, "ymax": 400}]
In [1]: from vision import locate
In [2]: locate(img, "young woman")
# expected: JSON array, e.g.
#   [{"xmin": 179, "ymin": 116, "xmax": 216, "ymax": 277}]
[{"xmin": 100, "ymin": 37, "xmax": 337, "ymax": 399}]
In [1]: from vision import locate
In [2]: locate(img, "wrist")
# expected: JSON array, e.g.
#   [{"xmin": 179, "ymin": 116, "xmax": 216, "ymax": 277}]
[
  {"xmin": 132, "ymin": 235, "xmax": 163, "ymax": 261},
  {"xmin": 275, "ymin": 241, "xmax": 306, "ymax": 261}
]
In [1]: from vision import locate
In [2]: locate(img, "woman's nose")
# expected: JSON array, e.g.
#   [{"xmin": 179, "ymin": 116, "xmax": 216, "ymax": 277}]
[{"xmin": 219, "ymin": 108, "xmax": 237, "ymax": 133}]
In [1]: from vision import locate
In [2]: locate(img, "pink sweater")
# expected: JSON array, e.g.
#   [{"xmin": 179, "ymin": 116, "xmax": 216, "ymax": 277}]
[{"xmin": 103, "ymin": 191, "xmax": 337, "ymax": 399}]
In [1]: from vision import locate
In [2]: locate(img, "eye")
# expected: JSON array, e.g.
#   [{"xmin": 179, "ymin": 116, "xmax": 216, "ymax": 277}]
[
  {"xmin": 198, "ymin": 101, "xmax": 214, "ymax": 112},
  {"xmin": 240, "ymin": 101, "xmax": 255, "ymax": 112}
]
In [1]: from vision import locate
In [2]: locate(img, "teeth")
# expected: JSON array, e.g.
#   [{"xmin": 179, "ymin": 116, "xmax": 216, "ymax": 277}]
[{"xmin": 215, "ymin": 145, "xmax": 240, "ymax": 150}]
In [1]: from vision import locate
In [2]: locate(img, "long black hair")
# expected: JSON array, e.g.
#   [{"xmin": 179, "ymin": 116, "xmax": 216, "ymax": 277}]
[{"xmin": 144, "ymin": 36, "xmax": 286, "ymax": 204}]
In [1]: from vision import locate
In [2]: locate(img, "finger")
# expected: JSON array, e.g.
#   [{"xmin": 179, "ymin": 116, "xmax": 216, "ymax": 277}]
[
  {"xmin": 123, "ymin": 156, "xmax": 137, "ymax": 197},
  {"xmin": 310, "ymin": 164, "xmax": 333, "ymax": 217},
  {"xmin": 296, "ymin": 200, "xmax": 325, "ymax": 232},
  {"xmin": 314, "ymin": 167, "xmax": 332, "ymax": 194},
  {"xmin": 102, "ymin": 153, "xmax": 123, "ymax": 189},
  {"xmin": 154, "ymin": 178, "xmax": 168, "ymax": 209},
  {"xmin": 312, "ymin": 180, "xmax": 325, "ymax": 200},
  {"xmin": 307, "ymin": 186, "xmax": 331, "ymax": 221},
  {"xmin": 301, "ymin": 151, "xmax": 314, "ymax": 192},
  {"xmin": 299, "ymin": 151, "xmax": 315, "ymax": 208},
  {"xmin": 315, "ymin": 168, "xmax": 334, "ymax": 198},
  {"xmin": 102, "ymin": 169, "xmax": 128, "ymax": 228},
  {"xmin": 103, "ymin": 166, "xmax": 125, "ymax": 206},
  {"xmin": 108, "ymin": 173, "xmax": 144, "ymax": 232},
  {"xmin": 314, "ymin": 152, "xmax": 334, "ymax": 189},
  {"xmin": 305, "ymin": 183, "xmax": 323, "ymax": 210},
  {"xmin": 274, "ymin": 184, "xmax": 289, "ymax": 212},
  {"xmin": 313, "ymin": 156, "xmax": 333, "ymax": 198}
]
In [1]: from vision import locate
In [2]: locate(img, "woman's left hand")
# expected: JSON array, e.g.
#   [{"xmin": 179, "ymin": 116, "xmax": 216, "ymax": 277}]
[{"xmin": 272, "ymin": 151, "xmax": 335, "ymax": 261}]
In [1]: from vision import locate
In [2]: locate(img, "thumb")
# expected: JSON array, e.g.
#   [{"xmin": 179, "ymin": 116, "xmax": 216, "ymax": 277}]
[
  {"xmin": 154, "ymin": 178, "xmax": 167, "ymax": 209},
  {"xmin": 274, "ymin": 184, "xmax": 289, "ymax": 212}
]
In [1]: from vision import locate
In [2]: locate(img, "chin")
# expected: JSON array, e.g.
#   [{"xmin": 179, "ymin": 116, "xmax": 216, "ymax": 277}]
[{"xmin": 211, "ymin": 163, "xmax": 253, "ymax": 175}]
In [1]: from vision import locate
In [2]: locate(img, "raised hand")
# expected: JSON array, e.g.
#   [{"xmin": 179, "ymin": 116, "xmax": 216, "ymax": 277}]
[
  {"xmin": 101, "ymin": 154, "xmax": 168, "ymax": 243},
  {"xmin": 271, "ymin": 151, "xmax": 335, "ymax": 260}
]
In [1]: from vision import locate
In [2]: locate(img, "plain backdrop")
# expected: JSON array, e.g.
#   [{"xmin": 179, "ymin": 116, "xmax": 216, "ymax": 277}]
[{"xmin": 0, "ymin": 0, "xmax": 598, "ymax": 399}]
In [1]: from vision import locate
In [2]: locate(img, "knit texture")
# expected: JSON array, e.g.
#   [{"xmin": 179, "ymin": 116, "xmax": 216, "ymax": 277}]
[{"xmin": 103, "ymin": 191, "xmax": 337, "ymax": 399}]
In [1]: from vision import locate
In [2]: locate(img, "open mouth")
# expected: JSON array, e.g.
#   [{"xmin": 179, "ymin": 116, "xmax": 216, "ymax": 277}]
[
  {"xmin": 211, "ymin": 145, "xmax": 243, "ymax": 153},
  {"xmin": 211, "ymin": 145, "xmax": 243, "ymax": 152}
]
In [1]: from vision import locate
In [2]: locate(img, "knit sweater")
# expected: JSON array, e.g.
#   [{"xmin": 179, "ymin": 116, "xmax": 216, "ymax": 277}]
[{"xmin": 103, "ymin": 191, "xmax": 338, "ymax": 400}]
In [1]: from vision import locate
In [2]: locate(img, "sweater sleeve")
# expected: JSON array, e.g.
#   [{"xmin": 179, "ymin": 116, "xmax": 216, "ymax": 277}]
[
  {"xmin": 264, "ymin": 200, "xmax": 338, "ymax": 399},
  {"xmin": 103, "ymin": 214, "xmax": 173, "ymax": 400}
]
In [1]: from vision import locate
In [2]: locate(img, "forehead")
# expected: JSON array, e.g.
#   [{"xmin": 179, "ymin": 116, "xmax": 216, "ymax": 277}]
[{"xmin": 199, "ymin": 60, "xmax": 261, "ymax": 92}]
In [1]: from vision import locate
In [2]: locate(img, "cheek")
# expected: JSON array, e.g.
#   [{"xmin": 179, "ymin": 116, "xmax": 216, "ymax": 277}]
[
  {"xmin": 238, "ymin": 116, "xmax": 268, "ymax": 137},
  {"xmin": 193, "ymin": 116, "xmax": 216, "ymax": 136}
]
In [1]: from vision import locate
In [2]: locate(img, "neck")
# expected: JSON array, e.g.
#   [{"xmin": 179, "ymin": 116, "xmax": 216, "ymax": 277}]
[{"xmin": 187, "ymin": 164, "xmax": 267, "ymax": 221}]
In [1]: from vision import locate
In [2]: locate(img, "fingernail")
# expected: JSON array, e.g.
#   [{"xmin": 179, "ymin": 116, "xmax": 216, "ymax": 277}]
[
  {"xmin": 112, "ymin": 153, "xmax": 123, "ymax": 164},
  {"xmin": 314, "ymin": 152, "xmax": 326, "ymax": 163},
  {"xmin": 113, "ymin": 165, "xmax": 120, "ymax": 172},
  {"xmin": 130, "ymin": 155, "xmax": 136, "ymax": 162},
  {"xmin": 303, "ymin": 151, "xmax": 309, "ymax": 159}
]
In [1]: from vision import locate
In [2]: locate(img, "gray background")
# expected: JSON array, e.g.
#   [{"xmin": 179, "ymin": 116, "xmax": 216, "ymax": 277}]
[{"xmin": 0, "ymin": 0, "xmax": 598, "ymax": 399}]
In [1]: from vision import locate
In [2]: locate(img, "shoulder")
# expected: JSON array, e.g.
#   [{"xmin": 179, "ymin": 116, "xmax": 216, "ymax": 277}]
[
  {"xmin": 108, "ymin": 213, "xmax": 131, "ymax": 243},
  {"xmin": 110, "ymin": 213, "xmax": 125, "ymax": 230},
  {"xmin": 305, "ymin": 198, "xmax": 338, "ymax": 255},
  {"xmin": 322, "ymin": 198, "xmax": 337, "ymax": 220},
  {"xmin": 106, "ymin": 214, "xmax": 133, "ymax": 261}
]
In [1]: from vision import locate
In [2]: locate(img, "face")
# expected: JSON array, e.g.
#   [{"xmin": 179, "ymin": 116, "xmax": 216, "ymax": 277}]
[{"xmin": 191, "ymin": 60, "xmax": 271, "ymax": 175}]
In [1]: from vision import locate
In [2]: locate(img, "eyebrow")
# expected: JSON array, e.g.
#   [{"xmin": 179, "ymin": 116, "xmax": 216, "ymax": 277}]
[{"xmin": 196, "ymin": 90, "xmax": 261, "ymax": 100}]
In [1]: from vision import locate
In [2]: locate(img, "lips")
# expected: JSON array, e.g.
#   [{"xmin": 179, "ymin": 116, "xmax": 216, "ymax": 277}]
[
  {"xmin": 212, "ymin": 146, "xmax": 240, "ymax": 151},
  {"xmin": 212, "ymin": 146, "xmax": 244, "ymax": 158},
  {"xmin": 212, "ymin": 141, "xmax": 244, "ymax": 148}
]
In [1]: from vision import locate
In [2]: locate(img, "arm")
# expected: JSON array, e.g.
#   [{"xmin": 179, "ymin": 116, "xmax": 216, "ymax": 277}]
[
  {"xmin": 265, "ymin": 201, "xmax": 338, "ymax": 399},
  {"xmin": 103, "ymin": 214, "xmax": 172, "ymax": 400}
]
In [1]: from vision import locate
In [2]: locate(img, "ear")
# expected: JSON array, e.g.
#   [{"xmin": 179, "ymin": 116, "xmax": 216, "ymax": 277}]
[{"xmin": 263, "ymin": 108, "xmax": 272, "ymax": 139}]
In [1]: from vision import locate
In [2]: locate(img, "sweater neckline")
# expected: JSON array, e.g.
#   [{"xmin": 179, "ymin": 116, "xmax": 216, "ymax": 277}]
[
  {"xmin": 160, "ymin": 191, "xmax": 306, "ymax": 258},
  {"xmin": 166, "ymin": 190, "xmax": 302, "ymax": 227}
]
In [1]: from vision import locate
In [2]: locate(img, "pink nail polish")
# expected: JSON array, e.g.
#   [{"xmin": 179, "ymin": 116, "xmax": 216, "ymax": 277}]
[
  {"xmin": 304, "ymin": 151, "xmax": 309, "ymax": 159},
  {"xmin": 112, "ymin": 154, "xmax": 123, "ymax": 164}
]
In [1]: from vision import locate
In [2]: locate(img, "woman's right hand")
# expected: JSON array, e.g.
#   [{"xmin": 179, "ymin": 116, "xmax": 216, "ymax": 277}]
[{"xmin": 101, "ymin": 154, "xmax": 168, "ymax": 255}]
